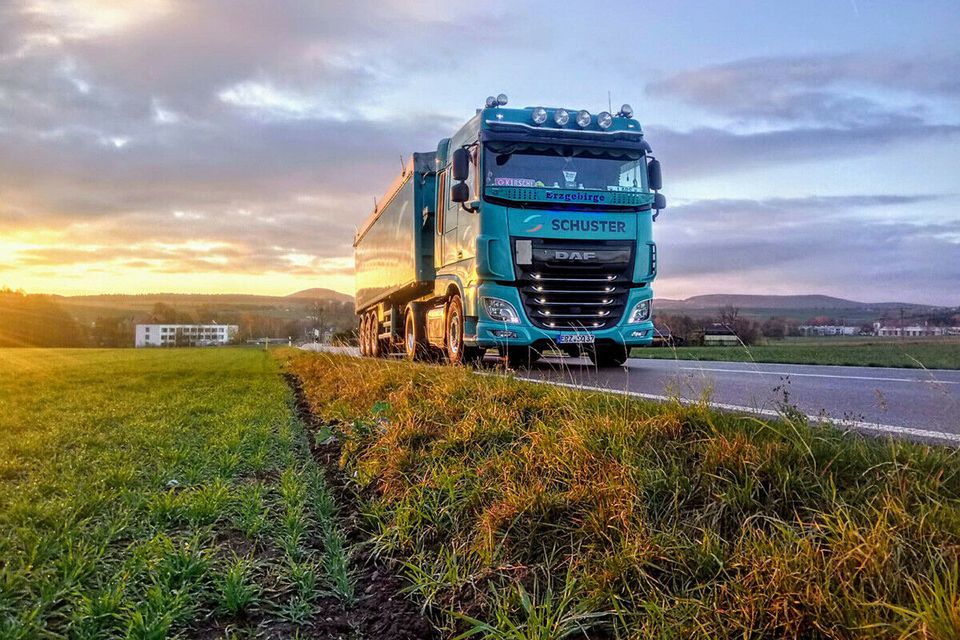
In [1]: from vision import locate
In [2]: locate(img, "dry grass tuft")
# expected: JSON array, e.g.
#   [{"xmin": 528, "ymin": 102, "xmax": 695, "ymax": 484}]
[{"xmin": 283, "ymin": 351, "xmax": 960, "ymax": 639}]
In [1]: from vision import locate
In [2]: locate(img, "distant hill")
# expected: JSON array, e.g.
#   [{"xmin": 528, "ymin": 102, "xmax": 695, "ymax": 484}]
[
  {"xmin": 658, "ymin": 294, "xmax": 934, "ymax": 311},
  {"xmin": 655, "ymin": 294, "xmax": 939, "ymax": 323},
  {"xmin": 285, "ymin": 288, "xmax": 353, "ymax": 303},
  {"xmin": 56, "ymin": 291, "xmax": 355, "ymax": 324}
]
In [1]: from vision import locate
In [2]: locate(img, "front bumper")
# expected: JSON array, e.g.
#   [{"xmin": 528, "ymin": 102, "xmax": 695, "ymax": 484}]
[{"xmin": 467, "ymin": 282, "xmax": 654, "ymax": 349}]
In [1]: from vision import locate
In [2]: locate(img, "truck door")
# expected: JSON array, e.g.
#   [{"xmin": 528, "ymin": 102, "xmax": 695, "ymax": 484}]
[
  {"xmin": 456, "ymin": 147, "xmax": 479, "ymax": 261},
  {"xmin": 439, "ymin": 169, "xmax": 460, "ymax": 266}
]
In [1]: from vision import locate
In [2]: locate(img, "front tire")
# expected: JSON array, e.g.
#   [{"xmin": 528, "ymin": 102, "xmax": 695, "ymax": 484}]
[
  {"xmin": 502, "ymin": 347, "xmax": 541, "ymax": 369},
  {"xmin": 445, "ymin": 295, "xmax": 483, "ymax": 365},
  {"xmin": 589, "ymin": 344, "xmax": 629, "ymax": 368}
]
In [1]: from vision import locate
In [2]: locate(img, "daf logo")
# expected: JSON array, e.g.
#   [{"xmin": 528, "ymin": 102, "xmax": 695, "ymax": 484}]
[{"xmin": 554, "ymin": 250, "xmax": 597, "ymax": 261}]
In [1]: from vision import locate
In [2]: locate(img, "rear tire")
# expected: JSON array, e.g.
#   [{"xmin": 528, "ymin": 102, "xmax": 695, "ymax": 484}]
[
  {"xmin": 589, "ymin": 344, "xmax": 629, "ymax": 368},
  {"xmin": 445, "ymin": 295, "xmax": 483, "ymax": 365},
  {"xmin": 358, "ymin": 315, "xmax": 369, "ymax": 357},
  {"xmin": 404, "ymin": 307, "xmax": 428, "ymax": 361},
  {"xmin": 368, "ymin": 312, "xmax": 381, "ymax": 358}
]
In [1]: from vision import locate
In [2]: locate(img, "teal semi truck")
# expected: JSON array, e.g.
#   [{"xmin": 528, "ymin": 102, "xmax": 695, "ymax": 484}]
[{"xmin": 353, "ymin": 94, "xmax": 665, "ymax": 367}]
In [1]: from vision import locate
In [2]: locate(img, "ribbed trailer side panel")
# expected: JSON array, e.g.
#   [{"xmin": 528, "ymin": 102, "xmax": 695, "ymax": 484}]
[
  {"xmin": 354, "ymin": 176, "xmax": 416, "ymax": 311},
  {"xmin": 354, "ymin": 152, "xmax": 437, "ymax": 313}
]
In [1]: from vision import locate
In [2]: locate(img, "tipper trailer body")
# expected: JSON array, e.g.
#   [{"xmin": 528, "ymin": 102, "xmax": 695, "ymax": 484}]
[{"xmin": 353, "ymin": 97, "xmax": 665, "ymax": 366}]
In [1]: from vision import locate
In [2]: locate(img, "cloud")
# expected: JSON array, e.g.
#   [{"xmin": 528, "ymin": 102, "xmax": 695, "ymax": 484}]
[
  {"xmin": 655, "ymin": 194, "xmax": 960, "ymax": 305},
  {"xmin": 647, "ymin": 53, "xmax": 960, "ymax": 125},
  {"xmin": 644, "ymin": 53, "xmax": 960, "ymax": 179},
  {"xmin": 647, "ymin": 122, "xmax": 960, "ymax": 179},
  {"xmin": 1, "ymin": 2, "xmax": 958, "ymax": 303}
]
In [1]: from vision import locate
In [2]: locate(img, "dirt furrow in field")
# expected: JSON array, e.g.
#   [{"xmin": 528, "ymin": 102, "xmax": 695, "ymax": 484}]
[{"xmin": 283, "ymin": 372, "xmax": 436, "ymax": 640}]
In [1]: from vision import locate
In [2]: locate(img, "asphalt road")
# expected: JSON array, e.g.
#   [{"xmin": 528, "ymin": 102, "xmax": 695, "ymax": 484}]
[{"xmin": 511, "ymin": 357, "xmax": 960, "ymax": 444}]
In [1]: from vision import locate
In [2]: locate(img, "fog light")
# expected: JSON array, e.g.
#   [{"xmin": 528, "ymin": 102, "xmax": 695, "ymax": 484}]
[
  {"xmin": 492, "ymin": 330, "xmax": 518, "ymax": 338},
  {"xmin": 630, "ymin": 330, "xmax": 648, "ymax": 338},
  {"xmin": 628, "ymin": 299, "xmax": 651, "ymax": 323},
  {"xmin": 482, "ymin": 297, "xmax": 521, "ymax": 324}
]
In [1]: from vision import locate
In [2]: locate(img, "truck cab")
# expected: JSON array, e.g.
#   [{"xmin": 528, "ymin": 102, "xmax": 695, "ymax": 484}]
[
  {"xmin": 354, "ymin": 95, "xmax": 664, "ymax": 367},
  {"xmin": 431, "ymin": 97, "xmax": 664, "ymax": 366}
]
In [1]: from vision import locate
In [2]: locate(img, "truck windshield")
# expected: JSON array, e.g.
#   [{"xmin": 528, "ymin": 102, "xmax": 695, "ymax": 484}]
[{"xmin": 484, "ymin": 144, "xmax": 646, "ymax": 193}]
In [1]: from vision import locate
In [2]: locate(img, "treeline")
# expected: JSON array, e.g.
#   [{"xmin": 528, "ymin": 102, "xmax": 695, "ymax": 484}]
[
  {"xmin": 0, "ymin": 289, "xmax": 85, "ymax": 347},
  {"xmin": 0, "ymin": 290, "xmax": 357, "ymax": 348},
  {"xmin": 655, "ymin": 306, "xmax": 795, "ymax": 346}
]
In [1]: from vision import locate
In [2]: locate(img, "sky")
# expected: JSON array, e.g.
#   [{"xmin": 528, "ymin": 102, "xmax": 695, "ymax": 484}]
[{"xmin": 0, "ymin": 0, "xmax": 958, "ymax": 305}]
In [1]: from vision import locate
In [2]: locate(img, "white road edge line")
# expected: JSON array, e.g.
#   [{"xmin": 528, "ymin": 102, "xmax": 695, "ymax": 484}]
[
  {"xmin": 674, "ymin": 365, "xmax": 960, "ymax": 385},
  {"xmin": 477, "ymin": 372, "xmax": 960, "ymax": 445}
]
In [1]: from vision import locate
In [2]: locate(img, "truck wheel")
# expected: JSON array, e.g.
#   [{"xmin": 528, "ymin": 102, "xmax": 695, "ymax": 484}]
[
  {"xmin": 368, "ymin": 313, "xmax": 381, "ymax": 358},
  {"xmin": 359, "ymin": 315, "xmax": 369, "ymax": 357},
  {"xmin": 404, "ymin": 308, "xmax": 427, "ymax": 361},
  {"xmin": 445, "ymin": 295, "xmax": 483, "ymax": 365},
  {"xmin": 502, "ymin": 347, "xmax": 541, "ymax": 369},
  {"xmin": 589, "ymin": 344, "xmax": 629, "ymax": 368}
]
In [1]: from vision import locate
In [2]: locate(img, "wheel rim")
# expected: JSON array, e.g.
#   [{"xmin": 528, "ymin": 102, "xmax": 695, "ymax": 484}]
[
  {"xmin": 405, "ymin": 315, "xmax": 415, "ymax": 355},
  {"xmin": 448, "ymin": 311, "xmax": 461, "ymax": 357}
]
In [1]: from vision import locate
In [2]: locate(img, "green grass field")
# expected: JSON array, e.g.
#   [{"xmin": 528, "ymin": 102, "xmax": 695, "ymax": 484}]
[
  {"xmin": 0, "ymin": 348, "xmax": 360, "ymax": 639},
  {"xmin": 285, "ymin": 351, "xmax": 960, "ymax": 639},
  {"xmin": 5, "ymin": 348, "xmax": 960, "ymax": 639},
  {"xmin": 632, "ymin": 337, "xmax": 960, "ymax": 369}
]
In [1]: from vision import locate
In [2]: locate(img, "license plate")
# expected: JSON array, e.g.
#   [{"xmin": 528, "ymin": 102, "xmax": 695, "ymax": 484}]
[{"xmin": 557, "ymin": 333, "xmax": 595, "ymax": 344}]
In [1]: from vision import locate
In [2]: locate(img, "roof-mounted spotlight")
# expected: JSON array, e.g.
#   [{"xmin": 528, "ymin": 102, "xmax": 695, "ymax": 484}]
[
  {"xmin": 575, "ymin": 110, "xmax": 591, "ymax": 128},
  {"xmin": 531, "ymin": 106, "xmax": 547, "ymax": 124},
  {"xmin": 485, "ymin": 95, "xmax": 497, "ymax": 108},
  {"xmin": 597, "ymin": 111, "xmax": 613, "ymax": 129},
  {"xmin": 496, "ymin": 93, "xmax": 508, "ymax": 106},
  {"xmin": 619, "ymin": 103, "xmax": 634, "ymax": 118},
  {"xmin": 554, "ymin": 108, "xmax": 569, "ymax": 126}
]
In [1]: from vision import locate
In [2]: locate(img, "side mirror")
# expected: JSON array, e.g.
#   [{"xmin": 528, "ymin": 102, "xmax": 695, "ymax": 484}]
[
  {"xmin": 652, "ymin": 192, "xmax": 666, "ymax": 222},
  {"xmin": 452, "ymin": 148, "xmax": 470, "ymax": 182},
  {"xmin": 451, "ymin": 181, "xmax": 470, "ymax": 203},
  {"xmin": 647, "ymin": 158, "xmax": 662, "ymax": 191}
]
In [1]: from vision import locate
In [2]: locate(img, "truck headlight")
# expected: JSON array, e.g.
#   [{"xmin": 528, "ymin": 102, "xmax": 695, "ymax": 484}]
[
  {"xmin": 628, "ymin": 299, "xmax": 651, "ymax": 323},
  {"xmin": 482, "ymin": 297, "xmax": 521, "ymax": 324}
]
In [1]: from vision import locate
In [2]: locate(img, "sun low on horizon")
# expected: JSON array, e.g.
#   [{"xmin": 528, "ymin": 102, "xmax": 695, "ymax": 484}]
[
  {"xmin": 0, "ymin": 230, "xmax": 356, "ymax": 297},
  {"xmin": 1, "ymin": 0, "xmax": 959, "ymax": 304}
]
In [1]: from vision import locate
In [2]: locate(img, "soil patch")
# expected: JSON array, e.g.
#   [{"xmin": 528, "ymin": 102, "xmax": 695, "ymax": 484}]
[{"xmin": 283, "ymin": 372, "xmax": 437, "ymax": 640}]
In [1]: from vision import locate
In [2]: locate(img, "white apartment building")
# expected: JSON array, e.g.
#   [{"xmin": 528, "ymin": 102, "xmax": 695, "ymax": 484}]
[
  {"xmin": 797, "ymin": 325, "xmax": 859, "ymax": 337},
  {"xmin": 135, "ymin": 324, "xmax": 239, "ymax": 347},
  {"xmin": 873, "ymin": 323, "xmax": 959, "ymax": 337}
]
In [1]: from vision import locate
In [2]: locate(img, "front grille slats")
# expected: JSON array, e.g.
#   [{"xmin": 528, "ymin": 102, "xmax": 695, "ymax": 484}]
[
  {"xmin": 526, "ymin": 288, "xmax": 619, "ymax": 294},
  {"xmin": 513, "ymin": 238, "xmax": 636, "ymax": 330},
  {"xmin": 532, "ymin": 276, "xmax": 617, "ymax": 282}
]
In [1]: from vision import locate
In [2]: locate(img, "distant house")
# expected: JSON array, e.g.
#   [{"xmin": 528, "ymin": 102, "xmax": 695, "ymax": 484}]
[
  {"xmin": 873, "ymin": 322, "xmax": 957, "ymax": 337},
  {"xmin": 702, "ymin": 324, "xmax": 740, "ymax": 346},
  {"xmin": 135, "ymin": 323, "xmax": 238, "ymax": 347},
  {"xmin": 797, "ymin": 325, "xmax": 858, "ymax": 337}
]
